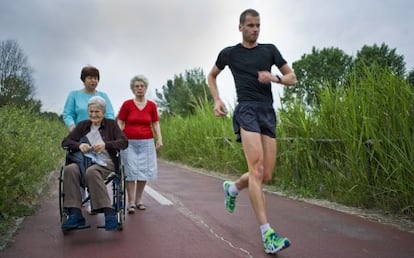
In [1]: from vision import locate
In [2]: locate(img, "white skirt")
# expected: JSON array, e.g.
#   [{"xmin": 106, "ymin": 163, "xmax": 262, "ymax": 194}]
[{"xmin": 121, "ymin": 139, "xmax": 157, "ymax": 181}]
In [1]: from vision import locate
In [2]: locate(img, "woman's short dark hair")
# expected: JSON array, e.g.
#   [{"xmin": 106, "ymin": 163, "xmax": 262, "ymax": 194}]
[{"xmin": 80, "ymin": 66, "xmax": 100, "ymax": 82}]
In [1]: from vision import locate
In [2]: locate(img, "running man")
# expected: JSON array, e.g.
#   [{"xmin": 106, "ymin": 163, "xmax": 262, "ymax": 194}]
[{"xmin": 207, "ymin": 8, "xmax": 297, "ymax": 254}]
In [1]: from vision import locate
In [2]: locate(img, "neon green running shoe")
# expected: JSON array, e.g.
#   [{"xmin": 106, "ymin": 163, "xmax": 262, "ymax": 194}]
[
  {"xmin": 223, "ymin": 181, "xmax": 237, "ymax": 213},
  {"xmin": 263, "ymin": 229, "xmax": 291, "ymax": 254}
]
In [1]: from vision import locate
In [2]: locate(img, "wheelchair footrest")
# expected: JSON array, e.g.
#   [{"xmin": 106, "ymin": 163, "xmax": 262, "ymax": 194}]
[
  {"xmin": 62, "ymin": 224, "xmax": 91, "ymax": 232},
  {"xmin": 97, "ymin": 224, "xmax": 120, "ymax": 231}
]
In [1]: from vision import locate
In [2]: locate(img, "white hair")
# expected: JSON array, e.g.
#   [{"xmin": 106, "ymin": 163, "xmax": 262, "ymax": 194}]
[
  {"xmin": 130, "ymin": 74, "xmax": 149, "ymax": 89},
  {"xmin": 88, "ymin": 96, "xmax": 106, "ymax": 113}
]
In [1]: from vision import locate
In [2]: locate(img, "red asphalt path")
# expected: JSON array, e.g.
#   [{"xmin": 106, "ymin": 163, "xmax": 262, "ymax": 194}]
[{"xmin": 1, "ymin": 159, "xmax": 413, "ymax": 258}]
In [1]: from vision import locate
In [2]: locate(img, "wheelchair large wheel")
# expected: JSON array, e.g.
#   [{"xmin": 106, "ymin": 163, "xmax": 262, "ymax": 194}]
[
  {"xmin": 58, "ymin": 166, "xmax": 69, "ymax": 225},
  {"xmin": 112, "ymin": 165, "xmax": 125, "ymax": 230}
]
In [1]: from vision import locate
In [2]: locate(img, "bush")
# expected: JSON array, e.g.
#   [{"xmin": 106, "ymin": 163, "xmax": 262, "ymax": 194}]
[{"xmin": 0, "ymin": 105, "xmax": 67, "ymax": 217}]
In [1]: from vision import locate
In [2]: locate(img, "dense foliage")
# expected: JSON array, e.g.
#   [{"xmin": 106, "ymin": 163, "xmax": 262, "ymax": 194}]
[{"xmin": 0, "ymin": 105, "xmax": 66, "ymax": 218}]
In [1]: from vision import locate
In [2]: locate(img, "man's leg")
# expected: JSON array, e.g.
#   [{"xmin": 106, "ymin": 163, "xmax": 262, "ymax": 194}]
[
  {"xmin": 234, "ymin": 172, "xmax": 249, "ymax": 190},
  {"xmin": 227, "ymin": 131, "xmax": 277, "ymax": 224},
  {"xmin": 223, "ymin": 128, "xmax": 263, "ymax": 215},
  {"xmin": 240, "ymin": 129, "xmax": 290, "ymax": 253},
  {"xmin": 260, "ymin": 134, "xmax": 291, "ymax": 253},
  {"xmin": 239, "ymin": 129, "xmax": 268, "ymax": 224},
  {"xmin": 259, "ymin": 134, "xmax": 277, "ymax": 217}
]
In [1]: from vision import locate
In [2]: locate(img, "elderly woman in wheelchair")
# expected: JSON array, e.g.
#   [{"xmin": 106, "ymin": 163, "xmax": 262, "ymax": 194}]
[{"xmin": 61, "ymin": 96, "xmax": 128, "ymax": 231}]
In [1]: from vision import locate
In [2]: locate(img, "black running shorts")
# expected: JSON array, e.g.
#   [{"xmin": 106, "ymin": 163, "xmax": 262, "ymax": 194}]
[{"xmin": 233, "ymin": 102, "xmax": 277, "ymax": 142}]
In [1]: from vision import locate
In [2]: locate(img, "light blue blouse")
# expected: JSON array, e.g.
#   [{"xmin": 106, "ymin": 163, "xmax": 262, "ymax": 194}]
[{"xmin": 62, "ymin": 90, "xmax": 115, "ymax": 128}]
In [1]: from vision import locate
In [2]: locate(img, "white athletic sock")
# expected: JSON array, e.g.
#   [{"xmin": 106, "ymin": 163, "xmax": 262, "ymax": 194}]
[
  {"xmin": 260, "ymin": 223, "xmax": 271, "ymax": 241},
  {"xmin": 228, "ymin": 182, "xmax": 239, "ymax": 196}
]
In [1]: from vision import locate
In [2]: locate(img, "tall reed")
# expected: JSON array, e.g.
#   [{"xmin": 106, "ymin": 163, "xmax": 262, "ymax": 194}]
[
  {"xmin": 159, "ymin": 100, "xmax": 246, "ymax": 174},
  {"xmin": 278, "ymin": 66, "xmax": 414, "ymax": 216}
]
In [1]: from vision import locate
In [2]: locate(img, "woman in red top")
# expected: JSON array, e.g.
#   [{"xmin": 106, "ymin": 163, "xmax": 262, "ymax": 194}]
[{"xmin": 117, "ymin": 75, "xmax": 163, "ymax": 213}]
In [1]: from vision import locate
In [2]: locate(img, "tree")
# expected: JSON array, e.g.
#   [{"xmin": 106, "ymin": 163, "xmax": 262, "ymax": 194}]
[
  {"xmin": 0, "ymin": 39, "xmax": 36, "ymax": 108},
  {"xmin": 155, "ymin": 68, "xmax": 213, "ymax": 116},
  {"xmin": 283, "ymin": 46, "xmax": 352, "ymax": 108},
  {"xmin": 353, "ymin": 43, "xmax": 406, "ymax": 78}
]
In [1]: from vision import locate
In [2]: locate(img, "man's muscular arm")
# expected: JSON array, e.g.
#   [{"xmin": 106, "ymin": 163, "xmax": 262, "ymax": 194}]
[{"xmin": 258, "ymin": 64, "xmax": 297, "ymax": 86}]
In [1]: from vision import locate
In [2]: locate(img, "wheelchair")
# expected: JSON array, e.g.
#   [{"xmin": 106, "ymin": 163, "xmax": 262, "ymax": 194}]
[{"xmin": 58, "ymin": 150, "xmax": 125, "ymax": 232}]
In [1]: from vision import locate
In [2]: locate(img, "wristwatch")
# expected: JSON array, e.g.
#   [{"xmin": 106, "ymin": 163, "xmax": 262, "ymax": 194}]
[{"xmin": 276, "ymin": 75, "xmax": 282, "ymax": 83}]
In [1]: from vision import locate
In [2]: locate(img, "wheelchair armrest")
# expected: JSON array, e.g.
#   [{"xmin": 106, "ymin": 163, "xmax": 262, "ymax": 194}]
[{"xmin": 104, "ymin": 172, "xmax": 117, "ymax": 182}]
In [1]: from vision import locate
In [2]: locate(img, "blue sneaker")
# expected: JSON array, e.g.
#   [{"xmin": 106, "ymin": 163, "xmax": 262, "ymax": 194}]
[
  {"xmin": 62, "ymin": 214, "xmax": 86, "ymax": 230},
  {"xmin": 105, "ymin": 214, "xmax": 118, "ymax": 231},
  {"xmin": 263, "ymin": 229, "xmax": 291, "ymax": 254},
  {"xmin": 223, "ymin": 181, "xmax": 237, "ymax": 213}
]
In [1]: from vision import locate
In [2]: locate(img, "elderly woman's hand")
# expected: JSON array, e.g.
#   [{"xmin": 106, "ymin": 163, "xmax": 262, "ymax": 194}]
[
  {"xmin": 92, "ymin": 142, "xmax": 106, "ymax": 153},
  {"xmin": 79, "ymin": 143, "xmax": 92, "ymax": 153},
  {"xmin": 156, "ymin": 139, "xmax": 163, "ymax": 150}
]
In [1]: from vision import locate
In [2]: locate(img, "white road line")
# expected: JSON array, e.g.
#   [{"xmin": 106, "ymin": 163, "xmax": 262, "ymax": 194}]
[{"xmin": 144, "ymin": 185, "xmax": 173, "ymax": 205}]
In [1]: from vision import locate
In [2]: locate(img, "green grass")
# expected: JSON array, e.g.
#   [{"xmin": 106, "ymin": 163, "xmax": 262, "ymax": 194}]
[
  {"xmin": 0, "ymin": 105, "xmax": 67, "ymax": 218},
  {"xmin": 159, "ymin": 102, "xmax": 247, "ymax": 174}
]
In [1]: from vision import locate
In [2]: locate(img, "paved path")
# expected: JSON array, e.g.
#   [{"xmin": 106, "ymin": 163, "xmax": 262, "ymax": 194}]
[{"xmin": 1, "ymin": 160, "xmax": 413, "ymax": 258}]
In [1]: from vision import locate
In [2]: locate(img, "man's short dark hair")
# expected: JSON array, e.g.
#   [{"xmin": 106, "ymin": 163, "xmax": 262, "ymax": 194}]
[
  {"xmin": 240, "ymin": 9, "xmax": 260, "ymax": 25},
  {"xmin": 80, "ymin": 66, "xmax": 100, "ymax": 82}
]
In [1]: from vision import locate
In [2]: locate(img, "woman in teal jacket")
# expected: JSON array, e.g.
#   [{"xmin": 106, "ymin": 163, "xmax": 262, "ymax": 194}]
[{"xmin": 63, "ymin": 65, "xmax": 115, "ymax": 131}]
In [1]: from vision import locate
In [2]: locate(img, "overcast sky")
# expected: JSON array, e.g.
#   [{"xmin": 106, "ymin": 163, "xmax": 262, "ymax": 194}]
[{"xmin": 1, "ymin": 0, "xmax": 413, "ymax": 114}]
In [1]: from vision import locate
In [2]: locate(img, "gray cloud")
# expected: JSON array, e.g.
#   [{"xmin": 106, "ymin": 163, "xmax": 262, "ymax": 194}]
[{"xmin": 1, "ymin": 0, "xmax": 413, "ymax": 113}]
